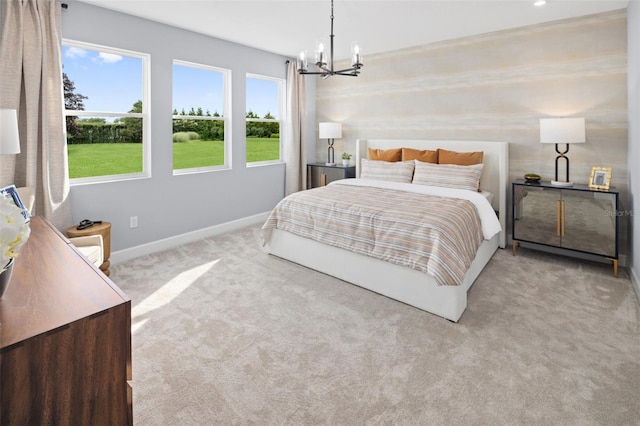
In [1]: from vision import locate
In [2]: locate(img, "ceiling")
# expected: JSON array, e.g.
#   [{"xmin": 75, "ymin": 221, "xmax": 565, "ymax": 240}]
[{"xmin": 76, "ymin": 0, "xmax": 630, "ymax": 60}]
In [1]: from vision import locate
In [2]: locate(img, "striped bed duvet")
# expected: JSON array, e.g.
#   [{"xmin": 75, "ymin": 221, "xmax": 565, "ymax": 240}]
[{"xmin": 262, "ymin": 179, "xmax": 501, "ymax": 287}]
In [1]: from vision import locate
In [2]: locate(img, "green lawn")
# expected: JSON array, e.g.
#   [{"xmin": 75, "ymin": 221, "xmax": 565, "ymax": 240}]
[
  {"xmin": 172, "ymin": 140, "xmax": 225, "ymax": 170},
  {"xmin": 68, "ymin": 138, "xmax": 280, "ymax": 179},
  {"xmin": 246, "ymin": 137, "xmax": 280, "ymax": 163},
  {"xmin": 67, "ymin": 143, "xmax": 143, "ymax": 178}
]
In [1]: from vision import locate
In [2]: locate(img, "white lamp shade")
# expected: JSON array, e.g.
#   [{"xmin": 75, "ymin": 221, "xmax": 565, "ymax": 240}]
[
  {"xmin": 0, "ymin": 109, "xmax": 21, "ymax": 155},
  {"xmin": 540, "ymin": 117, "xmax": 585, "ymax": 144},
  {"xmin": 319, "ymin": 122, "xmax": 342, "ymax": 139}
]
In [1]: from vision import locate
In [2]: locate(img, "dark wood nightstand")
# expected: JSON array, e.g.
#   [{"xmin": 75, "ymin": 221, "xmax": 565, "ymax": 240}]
[
  {"xmin": 307, "ymin": 163, "xmax": 356, "ymax": 189},
  {"xmin": 511, "ymin": 180, "xmax": 619, "ymax": 276}
]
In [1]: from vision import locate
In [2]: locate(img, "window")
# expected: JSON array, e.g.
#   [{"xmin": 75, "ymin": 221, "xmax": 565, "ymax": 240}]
[
  {"xmin": 246, "ymin": 74, "xmax": 284, "ymax": 164},
  {"xmin": 173, "ymin": 61, "xmax": 230, "ymax": 172},
  {"xmin": 63, "ymin": 41, "xmax": 149, "ymax": 182}
]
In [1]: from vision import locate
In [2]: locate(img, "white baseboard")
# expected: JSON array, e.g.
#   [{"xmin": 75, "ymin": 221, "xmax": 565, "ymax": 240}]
[{"xmin": 110, "ymin": 212, "xmax": 270, "ymax": 264}]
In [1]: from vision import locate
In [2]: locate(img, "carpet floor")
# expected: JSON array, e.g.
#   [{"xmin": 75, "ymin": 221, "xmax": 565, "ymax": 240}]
[{"xmin": 111, "ymin": 225, "xmax": 640, "ymax": 425}]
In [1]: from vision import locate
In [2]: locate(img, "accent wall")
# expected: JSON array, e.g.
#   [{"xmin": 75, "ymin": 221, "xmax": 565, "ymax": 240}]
[{"xmin": 315, "ymin": 10, "xmax": 629, "ymax": 256}]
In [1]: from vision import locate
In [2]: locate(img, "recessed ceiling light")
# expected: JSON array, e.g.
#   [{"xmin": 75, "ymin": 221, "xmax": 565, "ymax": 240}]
[{"xmin": 534, "ymin": 0, "xmax": 547, "ymax": 6}]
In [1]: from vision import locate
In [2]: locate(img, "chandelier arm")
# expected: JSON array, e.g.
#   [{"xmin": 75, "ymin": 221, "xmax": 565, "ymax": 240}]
[
  {"xmin": 298, "ymin": 71, "xmax": 331, "ymax": 75},
  {"xmin": 298, "ymin": 70, "xmax": 360, "ymax": 77},
  {"xmin": 316, "ymin": 63, "xmax": 332, "ymax": 73},
  {"xmin": 332, "ymin": 66, "xmax": 362, "ymax": 74}
]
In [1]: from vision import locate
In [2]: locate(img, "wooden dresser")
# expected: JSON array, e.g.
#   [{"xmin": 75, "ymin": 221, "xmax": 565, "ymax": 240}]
[{"xmin": 0, "ymin": 217, "xmax": 132, "ymax": 425}]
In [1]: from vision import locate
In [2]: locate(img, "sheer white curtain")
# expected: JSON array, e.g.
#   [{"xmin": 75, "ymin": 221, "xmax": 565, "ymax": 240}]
[
  {"xmin": 284, "ymin": 60, "xmax": 307, "ymax": 195},
  {"xmin": 0, "ymin": 0, "xmax": 71, "ymax": 229}
]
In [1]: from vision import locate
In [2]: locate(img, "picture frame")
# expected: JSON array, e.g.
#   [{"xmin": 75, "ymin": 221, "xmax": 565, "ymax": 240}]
[
  {"xmin": 0, "ymin": 185, "xmax": 30, "ymax": 222},
  {"xmin": 588, "ymin": 167, "xmax": 612, "ymax": 190}
]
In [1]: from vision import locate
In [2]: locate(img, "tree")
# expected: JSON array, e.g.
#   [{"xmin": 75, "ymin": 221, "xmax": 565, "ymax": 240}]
[
  {"xmin": 245, "ymin": 111, "xmax": 278, "ymax": 138},
  {"xmin": 119, "ymin": 100, "xmax": 143, "ymax": 143},
  {"xmin": 63, "ymin": 72, "xmax": 88, "ymax": 138}
]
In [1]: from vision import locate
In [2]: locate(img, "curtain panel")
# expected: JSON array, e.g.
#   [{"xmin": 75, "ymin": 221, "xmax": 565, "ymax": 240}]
[
  {"xmin": 0, "ymin": 0, "xmax": 70, "ymax": 230},
  {"xmin": 284, "ymin": 60, "xmax": 307, "ymax": 195}
]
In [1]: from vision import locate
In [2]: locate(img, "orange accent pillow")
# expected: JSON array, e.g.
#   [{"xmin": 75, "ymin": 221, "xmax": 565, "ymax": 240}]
[
  {"xmin": 368, "ymin": 148, "xmax": 402, "ymax": 162},
  {"xmin": 437, "ymin": 148, "xmax": 483, "ymax": 165},
  {"xmin": 402, "ymin": 148, "xmax": 438, "ymax": 163}
]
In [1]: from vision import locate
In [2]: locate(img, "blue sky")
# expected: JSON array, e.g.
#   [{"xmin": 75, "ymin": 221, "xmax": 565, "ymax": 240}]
[
  {"xmin": 246, "ymin": 76, "xmax": 280, "ymax": 119},
  {"xmin": 63, "ymin": 45, "xmax": 141, "ymax": 113},
  {"xmin": 62, "ymin": 45, "xmax": 280, "ymax": 119}
]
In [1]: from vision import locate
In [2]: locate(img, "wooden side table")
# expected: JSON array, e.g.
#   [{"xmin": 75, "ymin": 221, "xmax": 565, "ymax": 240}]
[{"xmin": 67, "ymin": 221, "xmax": 112, "ymax": 276}]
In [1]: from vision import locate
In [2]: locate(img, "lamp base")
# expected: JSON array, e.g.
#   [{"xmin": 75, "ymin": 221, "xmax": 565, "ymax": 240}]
[{"xmin": 550, "ymin": 180, "xmax": 574, "ymax": 187}]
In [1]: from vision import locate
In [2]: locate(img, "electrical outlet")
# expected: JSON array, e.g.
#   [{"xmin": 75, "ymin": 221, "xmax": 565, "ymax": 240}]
[{"xmin": 130, "ymin": 216, "xmax": 138, "ymax": 228}]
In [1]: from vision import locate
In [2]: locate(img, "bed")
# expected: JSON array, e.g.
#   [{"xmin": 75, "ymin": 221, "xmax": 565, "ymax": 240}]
[{"xmin": 262, "ymin": 139, "xmax": 509, "ymax": 322}]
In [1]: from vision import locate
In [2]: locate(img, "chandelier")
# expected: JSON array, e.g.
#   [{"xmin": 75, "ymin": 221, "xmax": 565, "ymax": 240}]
[{"xmin": 297, "ymin": 0, "xmax": 363, "ymax": 78}]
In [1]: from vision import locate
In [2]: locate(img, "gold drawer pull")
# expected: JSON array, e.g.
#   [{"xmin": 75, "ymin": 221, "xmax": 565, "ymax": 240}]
[
  {"xmin": 556, "ymin": 200, "xmax": 561, "ymax": 236},
  {"xmin": 560, "ymin": 200, "xmax": 565, "ymax": 236}
]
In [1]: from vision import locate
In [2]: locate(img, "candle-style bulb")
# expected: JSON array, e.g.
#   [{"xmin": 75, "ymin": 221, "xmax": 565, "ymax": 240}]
[
  {"xmin": 298, "ymin": 50, "xmax": 308, "ymax": 72},
  {"xmin": 315, "ymin": 39, "xmax": 327, "ymax": 66},
  {"xmin": 351, "ymin": 41, "xmax": 362, "ymax": 68}
]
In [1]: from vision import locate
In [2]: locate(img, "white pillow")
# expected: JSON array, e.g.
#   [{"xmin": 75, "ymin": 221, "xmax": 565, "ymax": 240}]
[
  {"xmin": 360, "ymin": 159, "xmax": 415, "ymax": 183},
  {"xmin": 412, "ymin": 160, "xmax": 483, "ymax": 191}
]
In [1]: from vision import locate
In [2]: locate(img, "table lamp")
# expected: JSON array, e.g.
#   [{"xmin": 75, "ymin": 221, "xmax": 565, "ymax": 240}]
[
  {"xmin": 319, "ymin": 122, "xmax": 341, "ymax": 166},
  {"xmin": 0, "ymin": 109, "xmax": 21, "ymax": 155},
  {"xmin": 540, "ymin": 117, "xmax": 585, "ymax": 186}
]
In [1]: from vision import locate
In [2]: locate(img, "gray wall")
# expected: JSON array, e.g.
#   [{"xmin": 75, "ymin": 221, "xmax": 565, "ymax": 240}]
[
  {"xmin": 62, "ymin": 1, "xmax": 290, "ymax": 252},
  {"xmin": 627, "ymin": 0, "xmax": 639, "ymax": 295},
  {"xmin": 315, "ymin": 9, "xmax": 629, "ymax": 256}
]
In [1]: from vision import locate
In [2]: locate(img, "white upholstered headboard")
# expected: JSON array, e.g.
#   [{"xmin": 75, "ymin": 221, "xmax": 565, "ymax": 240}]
[{"xmin": 355, "ymin": 139, "xmax": 509, "ymax": 248}]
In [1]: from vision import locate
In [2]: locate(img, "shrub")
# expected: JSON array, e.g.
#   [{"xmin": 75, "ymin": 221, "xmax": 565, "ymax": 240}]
[
  {"xmin": 270, "ymin": 133, "xmax": 279, "ymax": 139},
  {"xmin": 173, "ymin": 132, "xmax": 189, "ymax": 142},
  {"xmin": 173, "ymin": 131, "xmax": 200, "ymax": 142}
]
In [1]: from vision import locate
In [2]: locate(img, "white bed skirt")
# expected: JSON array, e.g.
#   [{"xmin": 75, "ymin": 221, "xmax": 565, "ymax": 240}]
[{"xmin": 263, "ymin": 229, "xmax": 500, "ymax": 322}]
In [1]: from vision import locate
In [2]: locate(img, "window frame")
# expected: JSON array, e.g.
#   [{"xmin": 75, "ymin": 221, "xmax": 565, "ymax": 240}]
[
  {"xmin": 245, "ymin": 73, "xmax": 285, "ymax": 166},
  {"xmin": 172, "ymin": 60, "xmax": 231, "ymax": 175},
  {"xmin": 63, "ymin": 39, "xmax": 151, "ymax": 185}
]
